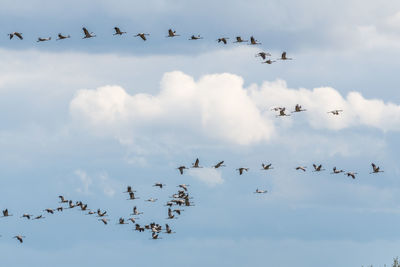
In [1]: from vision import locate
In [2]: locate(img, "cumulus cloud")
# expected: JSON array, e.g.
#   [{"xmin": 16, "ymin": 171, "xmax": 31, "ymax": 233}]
[
  {"xmin": 187, "ymin": 168, "xmax": 224, "ymax": 187},
  {"xmin": 70, "ymin": 71, "xmax": 400, "ymax": 147},
  {"xmin": 74, "ymin": 170, "xmax": 119, "ymax": 197}
]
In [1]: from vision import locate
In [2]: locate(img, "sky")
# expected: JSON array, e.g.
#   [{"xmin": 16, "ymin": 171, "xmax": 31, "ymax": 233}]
[{"xmin": 1, "ymin": 0, "xmax": 400, "ymax": 266}]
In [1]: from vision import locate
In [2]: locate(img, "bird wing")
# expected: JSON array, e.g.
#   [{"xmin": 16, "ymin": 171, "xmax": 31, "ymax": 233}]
[{"xmin": 82, "ymin": 27, "xmax": 90, "ymax": 36}]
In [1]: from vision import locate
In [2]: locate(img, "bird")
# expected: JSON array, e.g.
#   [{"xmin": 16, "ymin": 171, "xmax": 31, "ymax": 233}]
[
  {"xmin": 56, "ymin": 207, "xmax": 63, "ymax": 212},
  {"xmin": 131, "ymin": 206, "xmax": 143, "ymax": 216},
  {"xmin": 167, "ymin": 29, "xmax": 179, "ymax": 37},
  {"xmin": 256, "ymin": 52, "xmax": 271, "ymax": 60},
  {"xmin": 124, "ymin": 186, "xmax": 135, "ymax": 193},
  {"xmin": 178, "ymin": 184, "xmax": 189, "ymax": 191},
  {"xmin": 189, "ymin": 35, "xmax": 203, "ymax": 40},
  {"xmin": 331, "ymin": 167, "xmax": 344, "ymax": 174},
  {"xmin": 295, "ymin": 166, "xmax": 307, "ymax": 172},
  {"xmin": 165, "ymin": 224, "xmax": 175, "ymax": 234},
  {"xmin": 2, "ymin": 209, "xmax": 12, "ymax": 217},
  {"xmin": 236, "ymin": 167, "xmax": 249, "ymax": 175},
  {"xmin": 21, "ymin": 214, "xmax": 33, "ymax": 220},
  {"xmin": 292, "ymin": 104, "xmax": 306, "ymax": 113},
  {"xmin": 345, "ymin": 172, "xmax": 357, "ymax": 179},
  {"xmin": 127, "ymin": 192, "xmax": 139, "ymax": 200},
  {"xmin": 177, "ymin": 166, "xmax": 188, "ymax": 175},
  {"xmin": 8, "ymin": 32, "xmax": 23, "ymax": 40},
  {"xmin": 249, "ymin": 36, "xmax": 261, "ymax": 45},
  {"xmin": 117, "ymin": 218, "xmax": 128, "ymax": 225},
  {"xmin": 97, "ymin": 209, "xmax": 107, "ymax": 217},
  {"xmin": 128, "ymin": 217, "xmax": 136, "ymax": 224},
  {"xmin": 262, "ymin": 59, "xmax": 276, "ymax": 64},
  {"xmin": 276, "ymin": 108, "xmax": 290, "ymax": 117},
  {"xmin": 13, "ymin": 235, "xmax": 25, "ymax": 243},
  {"xmin": 261, "ymin": 163, "xmax": 273, "ymax": 170},
  {"xmin": 213, "ymin": 161, "xmax": 225, "ymax": 168},
  {"xmin": 58, "ymin": 195, "xmax": 68, "ymax": 203},
  {"xmin": 43, "ymin": 209, "xmax": 54, "ymax": 214},
  {"xmin": 278, "ymin": 52, "xmax": 292, "ymax": 60},
  {"xmin": 234, "ymin": 36, "xmax": 248, "ymax": 43},
  {"xmin": 370, "ymin": 163, "xmax": 384, "ymax": 174},
  {"xmin": 56, "ymin": 33, "xmax": 70, "ymax": 40},
  {"xmin": 153, "ymin": 183, "xmax": 165, "ymax": 189},
  {"xmin": 134, "ymin": 33, "xmax": 149, "ymax": 41},
  {"xmin": 82, "ymin": 27, "xmax": 96, "ymax": 39},
  {"xmin": 192, "ymin": 158, "xmax": 202, "ymax": 168},
  {"xmin": 37, "ymin": 37, "xmax": 51, "ymax": 42},
  {"xmin": 327, "ymin": 110, "xmax": 343, "ymax": 115},
  {"xmin": 33, "ymin": 215, "xmax": 45, "ymax": 220},
  {"xmin": 254, "ymin": 189, "xmax": 267, "ymax": 194},
  {"xmin": 312, "ymin": 164, "xmax": 325, "ymax": 172},
  {"xmin": 217, "ymin": 37, "xmax": 229, "ymax": 44},
  {"xmin": 99, "ymin": 218, "xmax": 109, "ymax": 225},
  {"xmin": 167, "ymin": 208, "xmax": 175, "ymax": 219},
  {"xmin": 151, "ymin": 232, "xmax": 161, "ymax": 239},
  {"xmin": 113, "ymin": 27, "xmax": 126, "ymax": 35},
  {"xmin": 146, "ymin": 198, "xmax": 158, "ymax": 202}
]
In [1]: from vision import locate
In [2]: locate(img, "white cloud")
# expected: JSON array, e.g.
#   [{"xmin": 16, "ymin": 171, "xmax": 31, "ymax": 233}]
[
  {"xmin": 187, "ymin": 168, "xmax": 224, "ymax": 187},
  {"xmin": 74, "ymin": 170, "xmax": 119, "ymax": 197},
  {"xmin": 70, "ymin": 71, "xmax": 400, "ymax": 147},
  {"xmin": 75, "ymin": 169, "xmax": 92, "ymax": 195}
]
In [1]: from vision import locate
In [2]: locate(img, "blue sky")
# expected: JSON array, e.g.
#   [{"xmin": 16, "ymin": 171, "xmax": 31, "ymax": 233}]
[{"xmin": 1, "ymin": 1, "xmax": 400, "ymax": 266}]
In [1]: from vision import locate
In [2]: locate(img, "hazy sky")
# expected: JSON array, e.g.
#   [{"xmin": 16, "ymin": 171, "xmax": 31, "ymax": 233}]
[{"xmin": 1, "ymin": 1, "xmax": 400, "ymax": 266}]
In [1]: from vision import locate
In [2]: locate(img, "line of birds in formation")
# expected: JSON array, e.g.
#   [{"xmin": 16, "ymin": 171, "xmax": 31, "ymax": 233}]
[
  {"xmin": 0, "ymin": 182, "xmax": 195, "ymax": 243},
  {"xmin": 270, "ymin": 104, "xmax": 343, "ymax": 117},
  {"xmin": 177, "ymin": 158, "xmax": 384, "ymax": 181},
  {"xmin": 6, "ymin": 27, "xmax": 292, "ymax": 64}
]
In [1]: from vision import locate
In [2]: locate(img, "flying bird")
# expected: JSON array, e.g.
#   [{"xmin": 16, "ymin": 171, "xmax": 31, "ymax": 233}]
[
  {"xmin": 327, "ymin": 110, "xmax": 343, "ymax": 115},
  {"xmin": 295, "ymin": 166, "xmax": 307, "ymax": 172},
  {"xmin": 82, "ymin": 27, "xmax": 96, "ymax": 39},
  {"xmin": 13, "ymin": 235, "xmax": 25, "ymax": 243},
  {"xmin": 177, "ymin": 166, "xmax": 188, "ymax": 175},
  {"xmin": 113, "ymin": 27, "xmax": 126, "ymax": 35},
  {"xmin": 254, "ymin": 189, "xmax": 267, "ymax": 194},
  {"xmin": 167, "ymin": 29, "xmax": 180, "ymax": 37},
  {"xmin": 292, "ymin": 104, "xmax": 306, "ymax": 113},
  {"xmin": 192, "ymin": 158, "xmax": 202, "ymax": 168},
  {"xmin": 56, "ymin": 33, "xmax": 70, "ymax": 40},
  {"xmin": 256, "ymin": 52, "xmax": 271, "ymax": 60},
  {"xmin": 261, "ymin": 163, "xmax": 273, "ymax": 170},
  {"xmin": 189, "ymin": 35, "xmax": 203, "ymax": 40},
  {"xmin": 236, "ymin": 167, "xmax": 249, "ymax": 175},
  {"xmin": 153, "ymin": 183, "xmax": 165, "ymax": 189},
  {"xmin": 37, "ymin": 37, "xmax": 51, "ymax": 42},
  {"xmin": 345, "ymin": 172, "xmax": 357, "ymax": 179},
  {"xmin": 213, "ymin": 161, "xmax": 225, "ymax": 168},
  {"xmin": 234, "ymin": 36, "xmax": 248, "ymax": 43},
  {"xmin": 331, "ymin": 167, "xmax": 344, "ymax": 174},
  {"xmin": 134, "ymin": 33, "xmax": 149, "ymax": 41},
  {"xmin": 249, "ymin": 36, "xmax": 261, "ymax": 45},
  {"xmin": 8, "ymin": 32, "xmax": 23, "ymax": 40},
  {"xmin": 217, "ymin": 37, "xmax": 229, "ymax": 44},
  {"xmin": 312, "ymin": 164, "xmax": 325, "ymax": 172},
  {"xmin": 262, "ymin": 59, "xmax": 276, "ymax": 64},
  {"xmin": 370, "ymin": 163, "xmax": 384, "ymax": 174},
  {"xmin": 278, "ymin": 52, "xmax": 292, "ymax": 60},
  {"xmin": 2, "ymin": 209, "xmax": 12, "ymax": 217}
]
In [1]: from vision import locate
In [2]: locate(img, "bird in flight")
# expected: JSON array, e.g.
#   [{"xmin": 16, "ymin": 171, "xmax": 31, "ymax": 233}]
[
  {"xmin": 37, "ymin": 37, "xmax": 51, "ymax": 42},
  {"xmin": 177, "ymin": 165, "xmax": 188, "ymax": 175},
  {"xmin": 8, "ymin": 32, "xmax": 23, "ymax": 40},
  {"xmin": 331, "ymin": 167, "xmax": 344, "ymax": 174},
  {"xmin": 236, "ymin": 167, "xmax": 249, "ymax": 175},
  {"xmin": 256, "ymin": 52, "xmax": 271, "ymax": 60},
  {"xmin": 217, "ymin": 37, "xmax": 229, "ymax": 44},
  {"xmin": 249, "ymin": 36, "xmax": 261, "ymax": 45},
  {"xmin": 167, "ymin": 29, "xmax": 180, "ymax": 37},
  {"xmin": 370, "ymin": 163, "xmax": 384, "ymax": 174},
  {"xmin": 234, "ymin": 36, "xmax": 248, "ymax": 43},
  {"xmin": 82, "ymin": 27, "xmax": 96, "ymax": 39},
  {"xmin": 292, "ymin": 104, "xmax": 306, "ymax": 113},
  {"xmin": 113, "ymin": 27, "xmax": 126, "ymax": 35},
  {"xmin": 312, "ymin": 164, "xmax": 325, "ymax": 172},
  {"xmin": 345, "ymin": 172, "xmax": 357, "ymax": 179},
  {"xmin": 327, "ymin": 110, "xmax": 343, "ymax": 115},
  {"xmin": 13, "ymin": 235, "xmax": 25, "ymax": 243},
  {"xmin": 134, "ymin": 33, "xmax": 150, "ymax": 41},
  {"xmin": 261, "ymin": 163, "xmax": 273, "ymax": 170},
  {"xmin": 278, "ymin": 52, "xmax": 292, "ymax": 60},
  {"xmin": 189, "ymin": 35, "xmax": 203, "ymax": 40},
  {"xmin": 213, "ymin": 161, "xmax": 225, "ymax": 168},
  {"xmin": 56, "ymin": 33, "xmax": 70, "ymax": 40},
  {"xmin": 262, "ymin": 59, "xmax": 276, "ymax": 64},
  {"xmin": 295, "ymin": 166, "xmax": 307, "ymax": 172},
  {"xmin": 254, "ymin": 189, "xmax": 267, "ymax": 194},
  {"xmin": 192, "ymin": 158, "xmax": 202, "ymax": 168}
]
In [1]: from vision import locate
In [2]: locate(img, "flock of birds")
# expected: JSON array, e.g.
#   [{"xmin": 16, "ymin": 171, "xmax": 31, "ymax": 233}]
[
  {"xmin": 6, "ymin": 27, "xmax": 292, "ymax": 64},
  {"xmin": 1, "ymin": 181, "xmax": 194, "ymax": 243},
  {"xmin": 1, "ymin": 157, "xmax": 383, "ymax": 244},
  {"xmin": 270, "ymin": 104, "xmax": 343, "ymax": 117}
]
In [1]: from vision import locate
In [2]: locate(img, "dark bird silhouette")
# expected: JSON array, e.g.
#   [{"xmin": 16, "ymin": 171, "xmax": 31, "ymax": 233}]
[
  {"xmin": 192, "ymin": 158, "xmax": 202, "ymax": 168},
  {"xmin": 56, "ymin": 33, "xmax": 70, "ymax": 40},
  {"xmin": 312, "ymin": 164, "xmax": 325, "ymax": 172},
  {"xmin": 113, "ymin": 27, "xmax": 126, "ymax": 35},
  {"xmin": 345, "ymin": 172, "xmax": 357, "ymax": 179},
  {"xmin": 249, "ymin": 36, "xmax": 261, "ymax": 45},
  {"xmin": 295, "ymin": 166, "xmax": 307, "ymax": 172},
  {"xmin": 256, "ymin": 52, "xmax": 271, "ymax": 60},
  {"xmin": 189, "ymin": 35, "xmax": 203, "ymax": 40},
  {"xmin": 82, "ymin": 27, "xmax": 96, "ymax": 39},
  {"xmin": 213, "ymin": 161, "xmax": 225, "ymax": 168},
  {"xmin": 8, "ymin": 32, "xmax": 23, "ymax": 40},
  {"xmin": 167, "ymin": 29, "xmax": 180, "ymax": 37},
  {"xmin": 262, "ymin": 59, "xmax": 276, "ymax": 64},
  {"xmin": 234, "ymin": 36, "xmax": 248, "ymax": 43},
  {"xmin": 37, "ymin": 37, "xmax": 51, "ymax": 42},
  {"xmin": 217, "ymin": 37, "xmax": 229, "ymax": 44},
  {"xmin": 278, "ymin": 52, "xmax": 292, "ymax": 60},
  {"xmin": 331, "ymin": 167, "xmax": 344, "ymax": 174},
  {"xmin": 292, "ymin": 104, "xmax": 306, "ymax": 113},
  {"xmin": 261, "ymin": 163, "xmax": 273, "ymax": 170},
  {"xmin": 370, "ymin": 163, "xmax": 384, "ymax": 174},
  {"xmin": 236, "ymin": 167, "xmax": 249, "ymax": 175},
  {"xmin": 134, "ymin": 33, "xmax": 149, "ymax": 41},
  {"xmin": 13, "ymin": 235, "xmax": 25, "ymax": 243},
  {"xmin": 2, "ymin": 209, "xmax": 12, "ymax": 217},
  {"xmin": 327, "ymin": 110, "xmax": 343, "ymax": 115},
  {"xmin": 177, "ymin": 166, "xmax": 188, "ymax": 175}
]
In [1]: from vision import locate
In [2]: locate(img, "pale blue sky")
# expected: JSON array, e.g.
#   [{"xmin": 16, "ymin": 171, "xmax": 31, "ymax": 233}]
[{"xmin": 0, "ymin": 1, "xmax": 400, "ymax": 267}]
